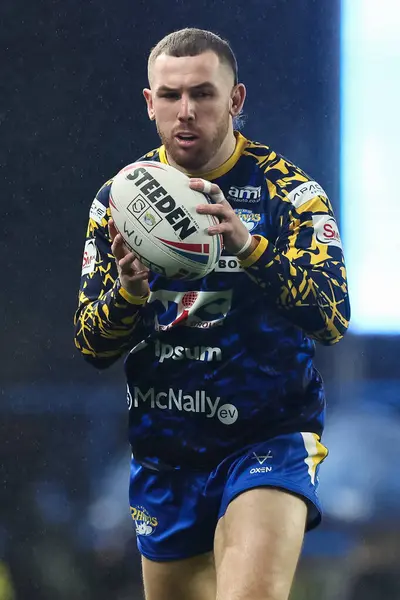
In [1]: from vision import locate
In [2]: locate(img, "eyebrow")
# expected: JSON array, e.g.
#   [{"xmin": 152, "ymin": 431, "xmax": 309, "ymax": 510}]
[{"xmin": 156, "ymin": 82, "xmax": 217, "ymax": 94}]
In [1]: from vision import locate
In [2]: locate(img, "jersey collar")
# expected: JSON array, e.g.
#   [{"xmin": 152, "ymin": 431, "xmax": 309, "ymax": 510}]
[{"xmin": 158, "ymin": 131, "xmax": 249, "ymax": 180}]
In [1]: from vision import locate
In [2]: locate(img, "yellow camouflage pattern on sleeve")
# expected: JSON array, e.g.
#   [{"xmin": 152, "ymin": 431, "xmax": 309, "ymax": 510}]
[
  {"xmin": 240, "ymin": 146, "xmax": 350, "ymax": 345},
  {"xmin": 73, "ymin": 178, "xmax": 146, "ymax": 366}
]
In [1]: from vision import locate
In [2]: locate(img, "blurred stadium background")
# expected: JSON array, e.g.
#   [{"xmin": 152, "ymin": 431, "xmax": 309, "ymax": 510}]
[{"xmin": 1, "ymin": 0, "xmax": 399, "ymax": 598}]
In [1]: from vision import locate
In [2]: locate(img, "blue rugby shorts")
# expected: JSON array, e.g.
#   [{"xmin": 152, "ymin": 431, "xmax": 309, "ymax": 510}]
[{"xmin": 129, "ymin": 431, "xmax": 328, "ymax": 561}]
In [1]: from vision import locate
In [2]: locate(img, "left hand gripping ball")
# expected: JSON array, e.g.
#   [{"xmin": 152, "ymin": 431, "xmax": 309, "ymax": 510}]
[{"xmin": 110, "ymin": 161, "xmax": 222, "ymax": 280}]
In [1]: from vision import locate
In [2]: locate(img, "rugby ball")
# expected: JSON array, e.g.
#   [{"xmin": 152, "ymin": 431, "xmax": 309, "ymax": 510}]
[{"xmin": 109, "ymin": 161, "xmax": 222, "ymax": 280}]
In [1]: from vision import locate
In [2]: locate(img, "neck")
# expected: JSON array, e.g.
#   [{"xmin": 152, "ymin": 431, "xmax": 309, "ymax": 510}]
[{"xmin": 167, "ymin": 129, "xmax": 237, "ymax": 176}]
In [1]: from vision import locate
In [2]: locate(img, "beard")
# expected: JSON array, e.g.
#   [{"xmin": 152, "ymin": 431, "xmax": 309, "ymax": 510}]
[{"xmin": 156, "ymin": 114, "xmax": 230, "ymax": 173}]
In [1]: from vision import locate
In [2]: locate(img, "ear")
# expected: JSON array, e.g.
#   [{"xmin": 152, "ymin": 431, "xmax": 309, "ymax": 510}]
[
  {"xmin": 143, "ymin": 88, "xmax": 155, "ymax": 121},
  {"xmin": 230, "ymin": 83, "xmax": 246, "ymax": 117}
]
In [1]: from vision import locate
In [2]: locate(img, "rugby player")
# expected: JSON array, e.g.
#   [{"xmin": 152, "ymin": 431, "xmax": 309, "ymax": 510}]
[{"xmin": 74, "ymin": 28, "xmax": 350, "ymax": 600}]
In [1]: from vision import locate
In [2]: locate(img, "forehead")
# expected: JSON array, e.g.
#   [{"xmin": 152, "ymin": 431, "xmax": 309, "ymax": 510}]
[{"xmin": 150, "ymin": 51, "xmax": 231, "ymax": 88}]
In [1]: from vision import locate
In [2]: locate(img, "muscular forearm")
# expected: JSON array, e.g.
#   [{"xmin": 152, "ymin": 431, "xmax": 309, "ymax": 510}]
[
  {"xmin": 239, "ymin": 236, "xmax": 350, "ymax": 344},
  {"xmin": 74, "ymin": 279, "xmax": 148, "ymax": 368}
]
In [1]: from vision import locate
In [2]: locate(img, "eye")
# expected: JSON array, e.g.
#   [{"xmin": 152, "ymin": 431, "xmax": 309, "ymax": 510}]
[
  {"xmin": 193, "ymin": 91, "xmax": 212, "ymax": 99},
  {"xmin": 160, "ymin": 92, "xmax": 180, "ymax": 100}
]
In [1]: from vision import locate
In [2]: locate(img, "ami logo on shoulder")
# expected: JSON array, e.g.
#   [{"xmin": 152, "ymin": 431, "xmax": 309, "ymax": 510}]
[{"xmin": 227, "ymin": 185, "xmax": 262, "ymax": 203}]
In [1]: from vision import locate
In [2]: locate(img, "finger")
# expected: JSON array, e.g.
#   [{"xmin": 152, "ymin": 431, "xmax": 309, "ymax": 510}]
[
  {"xmin": 207, "ymin": 222, "xmax": 233, "ymax": 235},
  {"xmin": 196, "ymin": 203, "xmax": 231, "ymax": 217},
  {"xmin": 189, "ymin": 178, "xmax": 226, "ymax": 204},
  {"xmin": 119, "ymin": 253, "xmax": 149, "ymax": 279},
  {"xmin": 108, "ymin": 219, "xmax": 118, "ymax": 241},
  {"xmin": 109, "ymin": 220, "xmax": 132, "ymax": 261},
  {"xmin": 112, "ymin": 234, "xmax": 131, "ymax": 261},
  {"xmin": 118, "ymin": 252, "xmax": 139, "ymax": 273},
  {"xmin": 125, "ymin": 271, "xmax": 150, "ymax": 281},
  {"xmin": 134, "ymin": 259, "xmax": 149, "ymax": 272}
]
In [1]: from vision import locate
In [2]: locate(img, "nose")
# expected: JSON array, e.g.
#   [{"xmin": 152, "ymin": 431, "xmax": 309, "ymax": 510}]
[{"xmin": 177, "ymin": 94, "xmax": 195, "ymax": 122}]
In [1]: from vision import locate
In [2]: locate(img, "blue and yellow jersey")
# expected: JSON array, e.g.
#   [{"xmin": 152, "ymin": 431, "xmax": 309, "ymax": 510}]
[{"xmin": 74, "ymin": 132, "xmax": 350, "ymax": 468}]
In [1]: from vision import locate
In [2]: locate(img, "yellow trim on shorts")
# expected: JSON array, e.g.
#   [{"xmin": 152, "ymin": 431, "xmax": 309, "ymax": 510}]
[
  {"xmin": 301, "ymin": 432, "xmax": 328, "ymax": 485},
  {"xmin": 158, "ymin": 132, "xmax": 249, "ymax": 181}
]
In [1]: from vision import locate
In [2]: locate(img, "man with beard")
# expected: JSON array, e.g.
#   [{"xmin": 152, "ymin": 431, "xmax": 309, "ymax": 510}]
[{"xmin": 74, "ymin": 28, "xmax": 350, "ymax": 600}]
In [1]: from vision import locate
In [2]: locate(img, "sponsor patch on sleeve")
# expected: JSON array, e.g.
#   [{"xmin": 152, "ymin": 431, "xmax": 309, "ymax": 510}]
[
  {"xmin": 312, "ymin": 214, "xmax": 343, "ymax": 249},
  {"xmin": 286, "ymin": 181, "xmax": 328, "ymax": 208},
  {"xmin": 89, "ymin": 198, "xmax": 107, "ymax": 224},
  {"xmin": 81, "ymin": 239, "xmax": 97, "ymax": 275}
]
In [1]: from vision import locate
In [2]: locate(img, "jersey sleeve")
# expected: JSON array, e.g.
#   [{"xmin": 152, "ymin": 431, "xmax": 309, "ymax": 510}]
[
  {"xmin": 73, "ymin": 181, "xmax": 148, "ymax": 368},
  {"xmin": 239, "ymin": 155, "xmax": 350, "ymax": 345}
]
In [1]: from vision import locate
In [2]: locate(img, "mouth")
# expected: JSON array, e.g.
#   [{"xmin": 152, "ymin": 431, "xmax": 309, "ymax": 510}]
[{"xmin": 174, "ymin": 132, "xmax": 199, "ymax": 148}]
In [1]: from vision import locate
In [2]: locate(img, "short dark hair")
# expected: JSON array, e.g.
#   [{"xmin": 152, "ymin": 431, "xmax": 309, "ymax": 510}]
[{"xmin": 148, "ymin": 28, "xmax": 238, "ymax": 85}]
